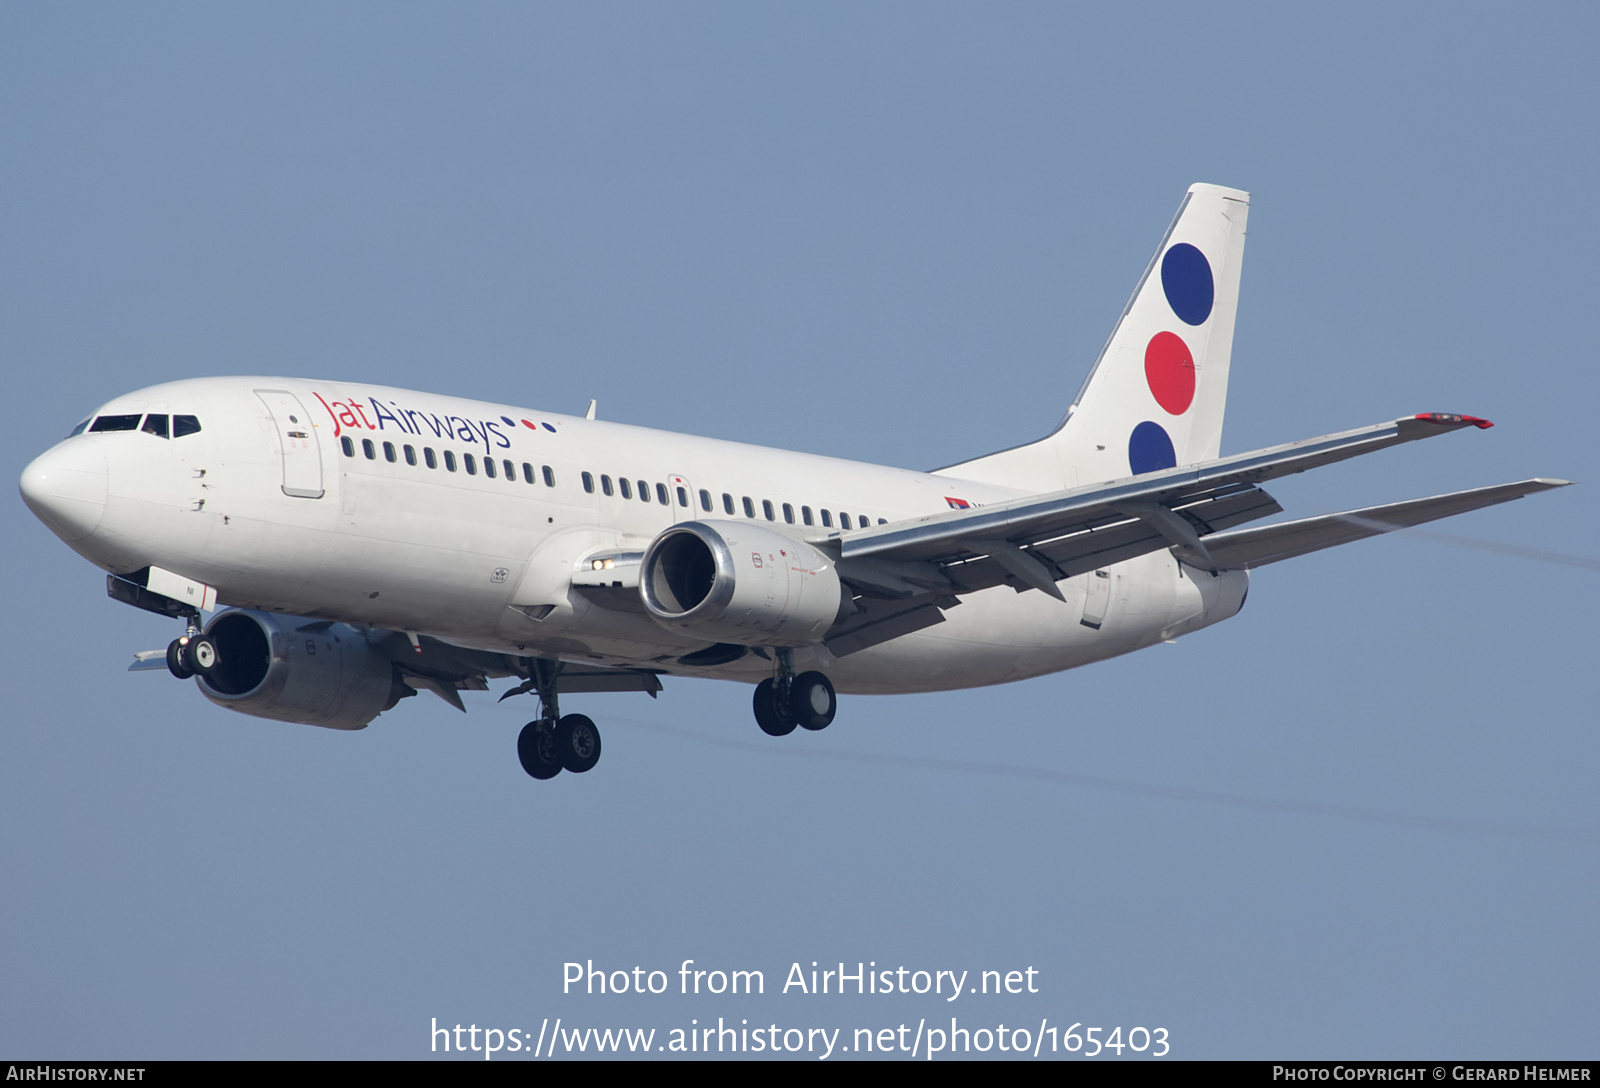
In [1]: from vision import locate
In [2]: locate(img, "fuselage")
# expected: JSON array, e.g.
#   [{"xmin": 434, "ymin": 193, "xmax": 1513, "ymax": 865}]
[{"xmin": 21, "ymin": 377, "xmax": 1247, "ymax": 694}]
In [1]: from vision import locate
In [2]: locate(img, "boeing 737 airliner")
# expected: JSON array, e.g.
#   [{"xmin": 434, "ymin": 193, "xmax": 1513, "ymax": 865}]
[{"xmin": 19, "ymin": 184, "xmax": 1569, "ymax": 780}]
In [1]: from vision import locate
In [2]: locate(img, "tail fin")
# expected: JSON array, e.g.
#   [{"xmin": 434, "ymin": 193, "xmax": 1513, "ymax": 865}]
[{"xmin": 937, "ymin": 183, "xmax": 1250, "ymax": 491}]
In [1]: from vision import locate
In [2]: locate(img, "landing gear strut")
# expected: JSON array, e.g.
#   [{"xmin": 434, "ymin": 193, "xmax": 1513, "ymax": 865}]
[
  {"xmin": 514, "ymin": 657, "xmax": 603, "ymax": 779},
  {"xmin": 165, "ymin": 609, "xmax": 209, "ymax": 680},
  {"xmin": 752, "ymin": 648, "xmax": 836, "ymax": 735}
]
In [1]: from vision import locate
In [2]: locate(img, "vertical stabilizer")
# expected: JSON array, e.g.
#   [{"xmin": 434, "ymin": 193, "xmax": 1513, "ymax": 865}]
[{"xmin": 937, "ymin": 183, "xmax": 1249, "ymax": 492}]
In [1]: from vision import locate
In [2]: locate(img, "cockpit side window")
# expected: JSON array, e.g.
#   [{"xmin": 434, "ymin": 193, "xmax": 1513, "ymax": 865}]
[
  {"xmin": 141, "ymin": 414, "xmax": 170, "ymax": 438},
  {"xmin": 172, "ymin": 415, "xmax": 202, "ymax": 438},
  {"xmin": 89, "ymin": 414, "xmax": 141, "ymax": 432},
  {"xmin": 67, "ymin": 418, "xmax": 90, "ymax": 438}
]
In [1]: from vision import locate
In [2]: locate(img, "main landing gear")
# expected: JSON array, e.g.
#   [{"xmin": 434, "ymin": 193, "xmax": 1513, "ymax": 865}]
[
  {"xmin": 517, "ymin": 715, "xmax": 601, "ymax": 779},
  {"xmin": 752, "ymin": 648, "xmax": 836, "ymax": 736},
  {"xmin": 514, "ymin": 658, "xmax": 603, "ymax": 780}
]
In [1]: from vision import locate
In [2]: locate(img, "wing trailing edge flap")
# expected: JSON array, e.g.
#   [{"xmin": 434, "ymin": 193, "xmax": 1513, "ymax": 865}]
[
  {"xmin": 1198, "ymin": 478, "xmax": 1572, "ymax": 570},
  {"xmin": 946, "ymin": 485, "xmax": 1282, "ymax": 593},
  {"xmin": 550, "ymin": 664, "xmax": 663, "ymax": 696},
  {"xmin": 386, "ymin": 633, "xmax": 662, "ymax": 708},
  {"xmin": 497, "ymin": 661, "xmax": 664, "ymax": 701},
  {"xmin": 823, "ymin": 595, "xmax": 957, "ymax": 657}
]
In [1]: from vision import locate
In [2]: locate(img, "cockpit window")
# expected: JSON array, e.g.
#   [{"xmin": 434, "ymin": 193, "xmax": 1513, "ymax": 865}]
[
  {"xmin": 89, "ymin": 414, "xmax": 141, "ymax": 432},
  {"xmin": 68, "ymin": 418, "xmax": 90, "ymax": 438},
  {"xmin": 141, "ymin": 414, "xmax": 170, "ymax": 438},
  {"xmin": 173, "ymin": 415, "xmax": 201, "ymax": 437}
]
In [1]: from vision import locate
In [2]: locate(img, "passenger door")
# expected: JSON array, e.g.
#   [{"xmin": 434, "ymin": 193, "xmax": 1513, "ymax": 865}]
[{"xmin": 254, "ymin": 389, "xmax": 325, "ymax": 499}]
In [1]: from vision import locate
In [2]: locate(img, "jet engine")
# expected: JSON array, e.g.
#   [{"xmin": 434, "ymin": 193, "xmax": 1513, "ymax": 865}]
[
  {"xmin": 639, "ymin": 521, "xmax": 845, "ymax": 646},
  {"xmin": 194, "ymin": 609, "xmax": 410, "ymax": 730}
]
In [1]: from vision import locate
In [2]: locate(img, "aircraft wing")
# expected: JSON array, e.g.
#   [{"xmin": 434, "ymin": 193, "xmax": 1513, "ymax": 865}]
[
  {"xmin": 820, "ymin": 414, "xmax": 1499, "ymax": 601},
  {"xmin": 1196, "ymin": 478, "xmax": 1572, "ymax": 570}
]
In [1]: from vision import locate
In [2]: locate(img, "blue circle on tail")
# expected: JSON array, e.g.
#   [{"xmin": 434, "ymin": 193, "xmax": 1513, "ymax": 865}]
[
  {"xmin": 1128, "ymin": 421, "xmax": 1177, "ymax": 475},
  {"xmin": 1161, "ymin": 243, "xmax": 1214, "ymax": 326}
]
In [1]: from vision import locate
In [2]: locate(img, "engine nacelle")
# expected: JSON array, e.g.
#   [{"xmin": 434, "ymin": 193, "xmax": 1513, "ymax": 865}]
[
  {"xmin": 640, "ymin": 520, "xmax": 844, "ymax": 646},
  {"xmin": 195, "ymin": 609, "xmax": 409, "ymax": 730}
]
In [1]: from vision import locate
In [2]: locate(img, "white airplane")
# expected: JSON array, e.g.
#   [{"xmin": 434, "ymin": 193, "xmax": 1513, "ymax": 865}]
[{"xmin": 19, "ymin": 183, "xmax": 1569, "ymax": 780}]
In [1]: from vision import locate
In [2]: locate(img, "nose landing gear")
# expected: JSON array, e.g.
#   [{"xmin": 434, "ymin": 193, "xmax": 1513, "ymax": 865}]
[{"xmin": 164, "ymin": 611, "xmax": 218, "ymax": 681}]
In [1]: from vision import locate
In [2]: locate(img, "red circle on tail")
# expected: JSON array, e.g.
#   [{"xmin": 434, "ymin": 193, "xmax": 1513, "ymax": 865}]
[{"xmin": 1144, "ymin": 331, "xmax": 1195, "ymax": 415}]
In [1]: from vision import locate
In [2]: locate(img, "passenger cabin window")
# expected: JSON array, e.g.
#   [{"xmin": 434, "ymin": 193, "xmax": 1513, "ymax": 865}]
[
  {"xmin": 502, "ymin": 459, "xmax": 514, "ymax": 482},
  {"xmin": 464, "ymin": 454, "xmax": 477, "ymax": 475},
  {"xmin": 543, "ymin": 465, "xmax": 555, "ymax": 487},
  {"xmin": 141, "ymin": 414, "xmax": 169, "ymax": 438},
  {"xmin": 522, "ymin": 463, "xmax": 534, "ymax": 484},
  {"xmin": 762, "ymin": 500, "xmax": 775, "ymax": 521},
  {"xmin": 383, "ymin": 441, "xmax": 397, "ymax": 463},
  {"xmin": 782, "ymin": 503, "xmax": 795, "ymax": 524},
  {"xmin": 821, "ymin": 509, "xmax": 833, "ymax": 527},
  {"xmin": 742, "ymin": 497, "xmax": 755, "ymax": 518},
  {"xmin": 699, "ymin": 489, "xmax": 712, "ymax": 511},
  {"xmin": 483, "ymin": 456, "xmax": 496, "ymax": 478},
  {"xmin": 640, "ymin": 480, "xmax": 652, "ymax": 503},
  {"xmin": 840, "ymin": 513, "xmax": 852, "ymax": 529},
  {"xmin": 444, "ymin": 451, "xmax": 458, "ymax": 472},
  {"xmin": 362, "ymin": 439, "xmax": 376, "ymax": 460},
  {"xmin": 172, "ymin": 415, "xmax": 201, "ymax": 437},
  {"xmin": 90, "ymin": 414, "xmax": 141, "ymax": 432},
  {"xmin": 601, "ymin": 475, "xmax": 613, "ymax": 496},
  {"xmin": 619, "ymin": 478, "xmax": 631, "ymax": 499},
  {"xmin": 341, "ymin": 437, "xmax": 355, "ymax": 457},
  {"xmin": 657, "ymin": 483, "xmax": 670, "ymax": 505},
  {"xmin": 425, "ymin": 448, "xmax": 437, "ymax": 469},
  {"xmin": 404, "ymin": 445, "xmax": 417, "ymax": 466},
  {"xmin": 723, "ymin": 493, "xmax": 735, "ymax": 515},
  {"xmin": 582, "ymin": 471, "xmax": 595, "ymax": 493},
  {"xmin": 802, "ymin": 506, "xmax": 813, "ymax": 526}
]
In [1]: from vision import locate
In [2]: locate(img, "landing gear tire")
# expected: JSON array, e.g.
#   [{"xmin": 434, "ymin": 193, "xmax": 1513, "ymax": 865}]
[
  {"xmin": 188, "ymin": 635, "xmax": 220, "ymax": 675},
  {"xmin": 556, "ymin": 714, "xmax": 602, "ymax": 774},
  {"xmin": 792, "ymin": 671, "xmax": 836, "ymax": 731},
  {"xmin": 165, "ymin": 638, "xmax": 195, "ymax": 680},
  {"xmin": 753, "ymin": 678, "xmax": 797, "ymax": 736},
  {"xmin": 517, "ymin": 720, "xmax": 563, "ymax": 780}
]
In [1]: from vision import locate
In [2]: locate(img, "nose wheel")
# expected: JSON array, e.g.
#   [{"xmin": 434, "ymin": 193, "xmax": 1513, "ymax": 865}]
[
  {"xmin": 165, "ymin": 633, "xmax": 220, "ymax": 681},
  {"xmin": 166, "ymin": 638, "xmax": 195, "ymax": 679}
]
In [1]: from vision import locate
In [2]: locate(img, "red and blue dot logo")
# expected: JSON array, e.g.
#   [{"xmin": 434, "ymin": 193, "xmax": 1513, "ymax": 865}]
[{"xmin": 1129, "ymin": 242, "xmax": 1213, "ymax": 475}]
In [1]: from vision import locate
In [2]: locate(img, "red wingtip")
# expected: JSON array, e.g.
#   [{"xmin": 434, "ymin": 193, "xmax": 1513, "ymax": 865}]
[{"xmin": 1414, "ymin": 412, "xmax": 1494, "ymax": 429}]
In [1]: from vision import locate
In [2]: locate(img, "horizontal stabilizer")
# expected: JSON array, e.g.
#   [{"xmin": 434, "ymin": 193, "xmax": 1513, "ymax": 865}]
[
  {"xmin": 1200, "ymin": 479, "xmax": 1572, "ymax": 570},
  {"xmin": 128, "ymin": 649, "xmax": 169, "ymax": 672}
]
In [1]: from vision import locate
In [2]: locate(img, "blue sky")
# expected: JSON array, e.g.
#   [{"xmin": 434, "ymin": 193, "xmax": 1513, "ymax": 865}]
[{"xmin": 2, "ymin": 3, "xmax": 1594, "ymax": 1059}]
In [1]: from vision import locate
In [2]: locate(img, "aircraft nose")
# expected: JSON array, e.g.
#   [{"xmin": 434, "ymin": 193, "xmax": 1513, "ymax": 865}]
[{"xmin": 20, "ymin": 439, "xmax": 108, "ymax": 543}]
